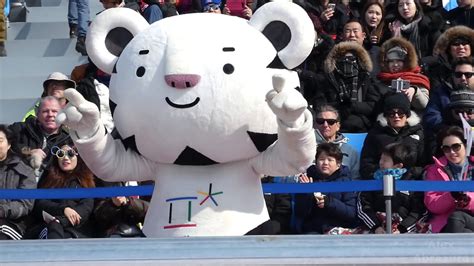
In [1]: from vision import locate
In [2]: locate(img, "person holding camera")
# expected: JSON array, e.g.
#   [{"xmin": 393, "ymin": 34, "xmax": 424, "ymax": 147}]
[
  {"xmin": 424, "ymin": 126, "xmax": 474, "ymax": 233},
  {"xmin": 377, "ymin": 37, "xmax": 430, "ymax": 116}
]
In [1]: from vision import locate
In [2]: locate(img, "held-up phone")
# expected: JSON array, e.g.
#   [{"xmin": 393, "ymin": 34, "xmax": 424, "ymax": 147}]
[
  {"xmin": 225, "ymin": 0, "xmax": 246, "ymax": 17},
  {"xmin": 328, "ymin": 3, "xmax": 336, "ymax": 11},
  {"xmin": 391, "ymin": 78, "xmax": 410, "ymax": 93}
]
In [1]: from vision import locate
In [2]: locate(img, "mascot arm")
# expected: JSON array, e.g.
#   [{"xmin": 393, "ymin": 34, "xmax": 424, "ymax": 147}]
[
  {"xmin": 250, "ymin": 72, "xmax": 316, "ymax": 176},
  {"xmin": 57, "ymin": 89, "xmax": 157, "ymax": 182}
]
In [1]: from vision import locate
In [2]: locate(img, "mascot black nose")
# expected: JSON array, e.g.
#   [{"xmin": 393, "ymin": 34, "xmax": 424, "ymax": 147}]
[{"xmin": 165, "ymin": 74, "xmax": 201, "ymax": 89}]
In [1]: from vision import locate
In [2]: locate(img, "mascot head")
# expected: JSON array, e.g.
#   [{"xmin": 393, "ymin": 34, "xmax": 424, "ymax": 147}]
[{"xmin": 86, "ymin": 3, "xmax": 314, "ymax": 166}]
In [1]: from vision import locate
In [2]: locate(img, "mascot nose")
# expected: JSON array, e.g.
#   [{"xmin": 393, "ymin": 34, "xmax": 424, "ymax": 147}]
[{"xmin": 165, "ymin": 74, "xmax": 201, "ymax": 89}]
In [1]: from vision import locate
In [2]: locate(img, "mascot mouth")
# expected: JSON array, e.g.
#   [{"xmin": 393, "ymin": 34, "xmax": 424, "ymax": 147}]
[{"xmin": 165, "ymin": 97, "xmax": 200, "ymax": 109}]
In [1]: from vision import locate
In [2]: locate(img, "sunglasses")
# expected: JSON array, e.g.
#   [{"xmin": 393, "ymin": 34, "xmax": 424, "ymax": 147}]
[
  {"xmin": 441, "ymin": 143, "xmax": 463, "ymax": 154},
  {"xmin": 454, "ymin": 109, "xmax": 474, "ymax": 115},
  {"xmin": 315, "ymin": 118, "xmax": 338, "ymax": 126},
  {"xmin": 385, "ymin": 110, "xmax": 406, "ymax": 118},
  {"xmin": 203, "ymin": 3, "xmax": 220, "ymax": 11},
  {"xmin": 51, "ymin": 146, "xmax": 78, "ymax": 159},
  {"xmin": 451, "ymin": 40, "xmax": 470, "ymax": 46},
  {"xmin": 454, "ymin": 72, "xmax": 474, "ymax": 79}
]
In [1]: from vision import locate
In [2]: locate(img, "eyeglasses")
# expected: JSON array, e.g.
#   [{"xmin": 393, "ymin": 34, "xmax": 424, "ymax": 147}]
[
  {"xmin": 203, "ymin": 4, "xmax": 220, "ymax": 12},
  {"xmin": 315, "ymin": 118, "xmax": 338, "ymax": 126},
  {"xmin": 385, "ymin": 110, "xmax": 406, "ymax": 118},
  {"xmin": 454, "ymin": 72, "xmax": 474, "ymax": 79},
  {"xmin": 51, "ymin": 146, "xmax": 78, "ymax": 159},
  {"xmin": 441, "ymin": 143, "xmax": 463, "ymax": 154},
  {"xmin": 451, "ymin": 40, "xmax": 470, "ymax": 46}
]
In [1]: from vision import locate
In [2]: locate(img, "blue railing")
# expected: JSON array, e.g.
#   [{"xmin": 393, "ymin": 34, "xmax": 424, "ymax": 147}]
[{"xmin": 1, "ymin": 180, "xmax": 474, "ymax": 199}]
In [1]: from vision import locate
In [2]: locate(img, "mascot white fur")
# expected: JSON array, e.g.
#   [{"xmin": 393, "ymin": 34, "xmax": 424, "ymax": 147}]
[{"xmin": 57, "ymin": 2, "xmax": 316, "ymax": 237}]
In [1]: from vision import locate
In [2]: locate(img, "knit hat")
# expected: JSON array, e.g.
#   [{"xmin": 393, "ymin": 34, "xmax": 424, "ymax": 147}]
[
  {"xmin": 383, "ymin": 93, "xmax": 411, "ymax": 116},
  {"xmin": 448, "ymin": 89, "xmax": 474, "ymax": 109},
  {"xmin": 42, "ymin": 72, "xmax": 76, "ymax": 92},
  {"xmin": 201, "ymin": 0, "xmax": 221, "ymax": 9},
  {"xmin": 386, "ymin": 46, "xmax": 408, "ymax": 61}
]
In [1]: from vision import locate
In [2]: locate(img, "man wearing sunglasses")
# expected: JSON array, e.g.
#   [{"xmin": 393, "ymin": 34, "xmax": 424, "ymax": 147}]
[{"xmin": 424, "ymin": 57, "xmax": 474, "ymax": 160}]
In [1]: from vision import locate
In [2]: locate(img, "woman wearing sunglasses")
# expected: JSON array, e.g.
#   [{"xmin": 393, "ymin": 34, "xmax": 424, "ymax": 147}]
[
  {"xmin": 313, "ymin": 104, "xmax": 360, "ymax": 180},
  {"xmin": 360, "ymin": 92, "xmax": 424, "ymax": 179},
  {"xmin": 424, "ymin": 126, "xmax": 474, "ymax": 233},
  {"xmin": 31, "ymin": 141, "xmax": 96, "ymax": 239}
]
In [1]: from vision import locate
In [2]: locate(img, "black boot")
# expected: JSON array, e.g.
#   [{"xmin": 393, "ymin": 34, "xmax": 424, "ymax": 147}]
[
  {"xmin": 0, "ymin": 42, "xmax": 6, "ymax": 57},
  {"xmin": 75, "ymin": 36, "xmax": 87, "ymax": 56},
  {"xmin": 69, "ymin": 23, "xmax": 77, "ymax": 38}
]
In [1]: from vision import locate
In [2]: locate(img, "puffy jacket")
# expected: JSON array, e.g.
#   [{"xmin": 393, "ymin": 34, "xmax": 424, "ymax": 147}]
[{"xmin": 424, "ymin": 156, "xmax": 474, "ymax": 233}]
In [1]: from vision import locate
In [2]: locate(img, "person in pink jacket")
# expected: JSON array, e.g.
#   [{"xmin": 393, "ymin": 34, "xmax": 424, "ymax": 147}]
[{"xmin": 424, "ymin": 126, "xmax": 474, "ymax": 233}]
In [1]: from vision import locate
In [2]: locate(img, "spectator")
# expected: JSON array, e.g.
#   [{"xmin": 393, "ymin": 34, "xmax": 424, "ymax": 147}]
[
  {"xmin": 377, "ymin": 37, "xmax": 430, "ymax": 115},
  {"xmin": 313, "ymin": 104, "xmax": 360, "ymax": 179},
  {"xmin": 419, "ymin": 0, "xmax": 447, "ymax": 33},
  {"xmin": 69, "ymin": 0, "xmax": 90, "ymax": 55},
  {"xmin": 0, "ymin": 0, "xmax": 6, "ymax": 56},
  {"xmin": 0, "ymin": 125, "xmax": 37, "ymax": 240},
  {"xmin": 444, "ymin": 89, "xmax": 474, "ymax": 133},
  {"xmin": 300, "ymin": 0, "xmax": 347, "ymax": 38},
  {"xmin": 424, "ymin": 57, "xmax": 474, "ymax": 159},
  {"xmin": 94, "ymin": 181, "xmax": 149, "ymax": 237},
  {"xmin": 358, "ymin": 142, "xmax": 425, "ymax": 233},
  {"xmin": 294, "ymin": 143, "xmax": 358, "ymax": 234},
  {"xmin": 311, "ymin": 41, "xmax": 388, "ymax": 133},
  {"xmin": 385, "ymin": 0, "xmax": 440, "ymax": 59},
  {"xmin": 361, "ymin": 0, "xmax": 385, "ymax": 48},
  {"xmin": 136, "ymin": 0, "xmax": 164, "ymax": 23},
  {"xmin": 33, "ymin": 142, "xmax": 96, "ymax": 239},
  {"xmin": 424, "ymin": 126, "xmax": 474, "ymax": 233},
  {"xmin": 446, "ymin": 0, "xmax": 474, "ymax": 28},
  {"xmin": 23, "ymin": 72, "xmax": 77, "ymax": 121},
  {"xmin": 201, "ymin": 0, "xmax": 222, "ymax": 13},
  {"xmin": 9, "ymin": 97, "xmax": 71, "ymax": 179},
  {"xmin": 428, "ymin": 26, "xmax": 474, "ymax": 90},
  {"xmin": 341, "ymin": 18, "xmax": 381, "ymax": 77},
  {"xmin": 360, "ymin": 92, "xmax": 424, "ymax": 179}
]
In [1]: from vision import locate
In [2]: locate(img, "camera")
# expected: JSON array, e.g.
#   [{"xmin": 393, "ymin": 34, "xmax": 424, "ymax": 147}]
[{"xmin": 391, "ymin": 78, "xmax": 410, "ymax": 93}]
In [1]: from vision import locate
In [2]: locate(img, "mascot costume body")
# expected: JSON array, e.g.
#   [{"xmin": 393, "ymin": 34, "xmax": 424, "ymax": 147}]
[{"xmin": 58, "ymin": 2, "xmax": 317, "ymax": 237}]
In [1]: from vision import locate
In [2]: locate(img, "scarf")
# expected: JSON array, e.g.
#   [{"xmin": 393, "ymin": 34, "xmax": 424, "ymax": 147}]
[
  {"xmin": 377, "ymin": 66, "xmax": 431, "ymax": 90},
  {"xmin": 447, "ymin": 159, "xmax": 473, "ymax": 181},
  {"xmin": 373, "ymin": 168, "xmax": 407, "ymax": 180},
  {"xmin": 392, "ymin": 16, "xmax": 422, "ymax": 58}
]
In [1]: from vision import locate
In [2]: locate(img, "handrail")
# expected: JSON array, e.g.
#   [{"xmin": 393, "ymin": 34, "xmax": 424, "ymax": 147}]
[{"xmin": 1, "ymin": 180, "xmax": 474, "ymax": 199}]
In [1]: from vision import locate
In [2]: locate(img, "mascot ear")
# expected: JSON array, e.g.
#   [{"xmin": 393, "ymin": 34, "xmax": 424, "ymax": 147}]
[
  {"xmin": 86, "ymin": 8, "xmax": 149, "ymax": 74},
  {"xmin": 249, "ymin": 1, "xmax": 315, "ymax": 69}
]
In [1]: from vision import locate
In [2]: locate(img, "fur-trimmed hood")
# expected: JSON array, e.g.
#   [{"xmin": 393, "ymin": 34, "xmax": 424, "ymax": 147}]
[
  {"xmin": 324, "ymin": 41, "xmax": 373, "ymax": 74},
  {"xmin": 376, "ymin": 111, "xmax": 421, "ymax": 128},
  {"xmin": 379, "ymin": 37, "xmax": 418, "ymax": 72},
  {"xmin": 433, "ymin": 26, "xmax": 474, "ymax": 59}
]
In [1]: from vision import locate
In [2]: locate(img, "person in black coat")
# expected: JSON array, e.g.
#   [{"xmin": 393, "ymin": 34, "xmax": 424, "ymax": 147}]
[
  {"xmin": 360, "ymin": 92, "xmax": 424, "ymax": 179},
  {"xmin": 294, "ymin": 143, "xmax": 358, "ymax": 234}
]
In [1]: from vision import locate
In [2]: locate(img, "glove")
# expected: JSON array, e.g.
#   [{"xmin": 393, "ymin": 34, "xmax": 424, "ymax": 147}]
[
  {"xmin": 56, "ymin": 89, "xmax": 101, "ymax": 140},
  {"xmin": 29, "ymin": 153, "xmax": 43, "ymax": 169},
  {"xmin": 266, "ymin": 72, "xmax": 307, "ymax": 128}
]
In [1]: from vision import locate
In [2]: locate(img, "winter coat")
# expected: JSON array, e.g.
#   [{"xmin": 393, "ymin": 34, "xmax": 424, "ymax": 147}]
[
  {"xmin": 357, "ymin": 167, "xmax": 425, "ymax": 233},
  {"xmin": 315, "ymin": 130, "xmax": 360, "ymax": 180},
  {"xmin": 360, "ymin": 111, "xmax": 424, "ymax": 179},
  {"xmin": 33, "ymin": 178, "xmax": 95, "ymax": 238},
  {"xmin": 295, "ymin": 165, "xmax": 358, "ymax": 234},
  {"xmin": 0, "ymin": 155, "xmax": 36, "ymax": 236},
  {"xmin": 425, "ymin": 26, "xmax": 474, "ymax": 90},
  {"xmin": 424, "ymin": 156, "xmax": 474, "ymax": 233},
  {"xmin": 423, "ymin": 82, "xmax": 452, "ymax": 137},
  {"xmin": 311, "ymin": 42, "xmax": 389, "ymax": 133},
  {"xmin": 8, "ymin": 117, "xmax": 71, "ymax": 171},
  {"xmin": 378, "ymin": 37, "xmax": 430, "ymax": 114},
  {"xmin": 446, "ymin": 6, "xmax": 474, "ymax": 29}
]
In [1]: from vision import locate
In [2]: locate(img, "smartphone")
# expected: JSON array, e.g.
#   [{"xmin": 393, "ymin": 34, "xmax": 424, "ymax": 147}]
[
  {"xmin": 391, "ymin": 79, "xmax": 410, "ymax": 93},
  {"xmin": 328, "ymin": 3, "xmax": 336, "ymax": 11},
  {"xmin": 226, "ymin": 0, "xmax": 246, "ymax": 17}
]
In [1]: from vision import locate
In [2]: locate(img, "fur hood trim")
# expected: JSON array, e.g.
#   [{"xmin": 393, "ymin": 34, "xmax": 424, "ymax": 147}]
[
  {"xmin": 376, "ymin": 111, "xmax": 421, "ymax": 127},
  {"xmin": 379, "ymin": 37, "xmax": 418, "ymax": 71},
  {"xmin": 324, "ymin": 41, "xmax": 373, "ymax": 73},
  {"xmin": 433, "ymin": 26, "xmax": 474, "ymax": 58}
]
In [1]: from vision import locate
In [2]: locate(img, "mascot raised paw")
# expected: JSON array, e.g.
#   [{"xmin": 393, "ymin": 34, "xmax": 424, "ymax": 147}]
[{"xmin": 57, "ymin": 2, "xmax": 316, "ymax": 237}]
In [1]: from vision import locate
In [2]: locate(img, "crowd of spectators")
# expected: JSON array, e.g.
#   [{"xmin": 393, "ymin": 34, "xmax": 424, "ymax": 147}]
[{"xmin": 2, "ymin": 0, "xmax": 474, "ymax": 239}]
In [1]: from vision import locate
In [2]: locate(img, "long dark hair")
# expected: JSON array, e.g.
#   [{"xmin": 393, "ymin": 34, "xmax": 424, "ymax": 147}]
[
  {"xmin": 394, "ymin": 0, "xmax": 423, "ymax": 24},
  {"xmin": 361, "ymin": 0, "xmax": 385, "ymax": 41},
  {"xmin": 0, "ymin": 124, "xmax": 15, "ymax": 159},
  {"xmin": 39, "ymin": 144, "xmax": 95, "ymax": 189}
]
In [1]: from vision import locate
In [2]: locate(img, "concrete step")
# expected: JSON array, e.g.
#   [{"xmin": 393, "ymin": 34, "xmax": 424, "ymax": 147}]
[
  {"xmin": 4, "ymin": 38, "xmax": 81, "ymax": 57},
  {"xmin": 0, "ymin": 98, "xmax": 37, "ymax": 124}
]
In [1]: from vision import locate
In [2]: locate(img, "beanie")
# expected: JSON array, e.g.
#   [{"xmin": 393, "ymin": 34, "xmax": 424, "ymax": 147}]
[
  {"xmin": 386, "ymin": 46, "xmax": 407, "ymax": 61},
  {"xmin": 448, "ymin": 89, "xmax": 474, "ymax": 109},
  {"xmin": 383, "ymin": 93, "xmax": 411, "ymax": 116}
]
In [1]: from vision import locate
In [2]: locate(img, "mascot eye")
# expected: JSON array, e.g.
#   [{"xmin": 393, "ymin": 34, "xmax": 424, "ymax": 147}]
[
  {"xmin": 223, "ymin": 63, "xmax": 234, "ymax": 75},
  {"xmin": 136, "ymin": 66, "xmax": 146, "ymax": 77}
]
